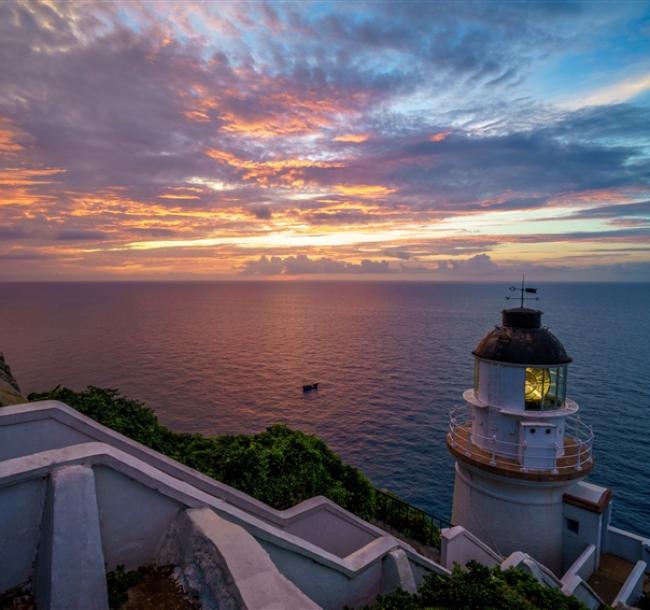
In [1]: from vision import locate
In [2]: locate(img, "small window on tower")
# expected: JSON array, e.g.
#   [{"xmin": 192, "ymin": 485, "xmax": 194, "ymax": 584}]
[{"xmin": 566, "ymin": 518, "xmax": 580, "ymax": 534}]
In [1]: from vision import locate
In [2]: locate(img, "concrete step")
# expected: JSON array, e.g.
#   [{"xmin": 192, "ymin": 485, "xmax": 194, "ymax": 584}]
[
  {"xmin": 158, "ymin": 508, "xmax": 322, "ymax": 610},
  {"xmin": 35, "ymin": 464, "xmax": 109, "ymax": 610}
]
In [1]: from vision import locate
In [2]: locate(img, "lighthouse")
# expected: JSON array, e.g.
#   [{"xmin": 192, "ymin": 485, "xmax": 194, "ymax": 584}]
[{"xmin": 447, "ymin": 294, "xmax": 595, "ymax": 573}]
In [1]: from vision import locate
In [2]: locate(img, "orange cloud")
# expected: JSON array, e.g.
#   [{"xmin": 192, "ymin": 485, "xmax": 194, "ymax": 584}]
[
  {"xmin": 219, "ymin": 112, "xmax": 332, "ymax": 138},
  {"xmin": 430, "ymin": 130, "xmax": 451, "ymax": 142},
  {"xmin": 0, "ymin": 121, "xmax": 24, "ymax": 154},
  {"xmin": 333, "ymin": 133, "xmax": 369, "ymax": 143},
  {"xmin": 334, "ymin": 184, "xmax": 397, "ymax": 198},
  {"xmin": 0, "ymin": 186, "xmax": 57, "ymax": 207},
  {"xmin": 183, "ymin": 110, "xmax": 211, "ymax": 122},
  {"xmin": 158, "ymin": 193, "xmax": 201, "ymax": 200},
  {"xmin": 0, "ymin": 167, "xmax": 65, "ymax": 186},
  {"xmin": 206, "ymin": 148, "xmax": 345, "ymax": 186}
]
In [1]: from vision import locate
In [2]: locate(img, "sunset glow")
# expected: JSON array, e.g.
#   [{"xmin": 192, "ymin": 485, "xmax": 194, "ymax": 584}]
[{"xmin": 0, "ymin": 1, "xmax": 649, "ymax": 280}]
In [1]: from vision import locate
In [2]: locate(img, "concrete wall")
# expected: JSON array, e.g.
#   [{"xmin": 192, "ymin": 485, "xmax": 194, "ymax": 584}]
[
  {"xmin": 606, "ymin": 526, "xmax": 650, "ymax": 571},
  {"xmin": 612, "ymin": 560, "xmax": 647, "ymax": 608},
  {"xmin": 93, "ymin": 466, "xmax": 184, "ymax": 570},
  {"xmin": 284, "ymin": 506, "xmax": 376, "ymax": 558},
  {"xmin": 260, "ymin": 538, "xmax": 381, "ymax": 610},
  {"xmin": 452, "ymin": 462, "xmax": 577, "ymax": 574},
  {"xmin": 441, "ymin": 525, "xmax": 502, "ymax": 569},
  {"xmin": 562, "ymin": 499, "xmax": 604, "ymax": 573},
  {"xmin": 563, "ymin": 544, "xmax": 597, "ymax": 582},
  {"xmin": 0, "ymin": 417, "xmax": 91, "ymax": 461},
  {"xmin": 0, "ymin": 478, "xmax": 46, "ymax": 592}
]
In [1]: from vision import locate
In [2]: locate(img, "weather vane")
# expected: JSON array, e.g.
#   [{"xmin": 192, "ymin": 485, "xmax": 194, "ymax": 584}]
[{"xmin": 506, "ymin": 275, "xmax": 538, "ymax": 308}]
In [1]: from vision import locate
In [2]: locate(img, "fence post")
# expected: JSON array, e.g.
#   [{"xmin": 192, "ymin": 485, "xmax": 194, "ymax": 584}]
[{"xmin": 490, "ymin": 434, "xmax": 497, "ymax": 465}]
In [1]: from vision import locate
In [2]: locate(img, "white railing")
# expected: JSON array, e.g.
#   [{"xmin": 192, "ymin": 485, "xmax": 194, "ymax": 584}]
[{"xmin": 448, "ymin": 405, "xmax": 594, "ymax": 474}]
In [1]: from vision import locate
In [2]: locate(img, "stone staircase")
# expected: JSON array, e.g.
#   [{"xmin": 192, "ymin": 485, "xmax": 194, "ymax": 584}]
[{"xmin": 0, "ymin": 401, "xmax": 448, "ymax": 610}]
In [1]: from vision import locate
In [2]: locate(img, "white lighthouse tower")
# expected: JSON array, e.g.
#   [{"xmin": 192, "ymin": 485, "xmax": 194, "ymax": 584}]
[{"xmin": 447, "ymin": 292, "xmax": 595, "ymax": 574}]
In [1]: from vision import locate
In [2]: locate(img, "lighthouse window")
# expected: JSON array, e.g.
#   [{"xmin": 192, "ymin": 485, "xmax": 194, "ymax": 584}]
[
  {"xmin": 525, "ymin": 366, "xmax": 567, "ymax": 410},
  {"xmin": 566, "ymin": 518, "xmax": 580, "ymax": 534}
]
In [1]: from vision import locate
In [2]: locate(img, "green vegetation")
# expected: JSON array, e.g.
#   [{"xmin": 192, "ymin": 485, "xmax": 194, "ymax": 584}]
[
  {"xmin": 106, "ymin": 565, "xmax": 199, "ymax": 610},
  {"xmin": 106, "ymin": 565, "xmax": 148, "ymax": 609},
  {"xmin": 28, "ymin": 386, "xmax": 374, "ymax": 517},
  {"xmin": 365, "ymin": 561, "xmax": 589, "ymax": 610}
]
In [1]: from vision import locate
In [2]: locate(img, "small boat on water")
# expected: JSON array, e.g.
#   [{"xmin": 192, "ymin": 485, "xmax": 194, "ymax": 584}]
[{"xmin": 302, "ymin": 383, "xmax": 319, "ymax": 393}]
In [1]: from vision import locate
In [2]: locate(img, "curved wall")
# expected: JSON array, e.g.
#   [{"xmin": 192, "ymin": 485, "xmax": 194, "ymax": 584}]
[{"xmin": 451, "ymin": 462, "xmax": 583, "ymax": 573}]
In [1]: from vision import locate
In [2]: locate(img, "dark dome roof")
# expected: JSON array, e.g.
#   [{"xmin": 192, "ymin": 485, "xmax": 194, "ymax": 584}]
[{"xmin": 472, "ymin": 307, "xmax": 572, "ymax": 365}]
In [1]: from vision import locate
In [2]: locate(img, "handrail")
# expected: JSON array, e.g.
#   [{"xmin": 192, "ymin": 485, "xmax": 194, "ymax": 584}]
[
  {"xmin": 448, "ymin": 405, "xmax": 594, "ymax": 473},
  {"xmin": 374, "ymin": 488, "xmax": 452, "ymax": 549}
]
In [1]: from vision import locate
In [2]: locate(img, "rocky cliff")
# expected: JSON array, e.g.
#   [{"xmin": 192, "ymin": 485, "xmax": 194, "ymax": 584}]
[{"xmin": 0, "ymin": 353, "xmax": 24, "ymax": 405}]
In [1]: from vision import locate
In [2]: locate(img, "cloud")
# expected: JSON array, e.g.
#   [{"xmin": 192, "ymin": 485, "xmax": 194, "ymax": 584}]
[
  {"xmin": 56, "ymin": 229, "xmax": 109, "ymax": 241},
  {"xmin": 0, "ymin": 226, "xmax": 29, "ymax": 240},
  {"xmin": 563, "ymin": 73, "xmax": 650, "ymax": 109},
  {"xmin": 562, "ymin": 200, "xmax": 650, "ymax": 220},
  {"xmin": 437, "ymin": 253, "xmax": 501, "ymax": 275},
  {"xmin": 250, "ymin": 206, "xmax": 273, "ymax": 220},
  {"xmin": 241, "ymin": 254, "xmax": 392, "ymax": 275},
  {"xmin": 0, "ymin": 1, "xmax": 648, "ymax": 280}
]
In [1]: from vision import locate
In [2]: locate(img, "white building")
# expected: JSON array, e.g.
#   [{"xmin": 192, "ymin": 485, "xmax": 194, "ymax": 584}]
[{"xmin": 447, "ymin": 305, "xmax": 650, "ymax": 607}]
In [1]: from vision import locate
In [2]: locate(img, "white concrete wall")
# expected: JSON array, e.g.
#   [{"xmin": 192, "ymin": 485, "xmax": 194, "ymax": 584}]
[
  {"xmin": 612, "ymin": 560, "xmax": 647, "ymax": 608},
  {"xmin": 560, "ymin": 546, "xmax": 602, "ymax": 610},
  {"xmin": 0, "ymin": 417, "xmax": 91, "ymax": 461},
  {"xmin": 606, "ymin": 526, "xmax": 650, "ymax": 571},
  {"xmin": 562, "ymin": 544, "xmax": 597, "ymax": 582},
  {"xmin": 452, "ymin": 462, "xmax": 578, "ymax": 574},
  {"xmin": 93, "ymin": 466, "xmax": 184, "ymax": 570},
  {"xmin": 562, "ymin": 499, "xmax": 604, "ymax": 573},
  {"xmin": 284, "ymin": 506, "xmax": 376, "ymax": 558},
  {"xmin": 0, "ymin": 478, "xmax": 46, "ymax": 592},
  {"xmin": 440, "ymin": 525, "xmax": 502, "ymax": 569},
  {"xmin": 260, "ymin": 538, "xmax": 382, "ymax": 610}
]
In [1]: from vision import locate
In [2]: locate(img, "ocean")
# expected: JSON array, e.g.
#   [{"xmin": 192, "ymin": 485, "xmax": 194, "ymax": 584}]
[{"xmin": 1, "ymin": 281, "xmax": 648, "ymax": 534}]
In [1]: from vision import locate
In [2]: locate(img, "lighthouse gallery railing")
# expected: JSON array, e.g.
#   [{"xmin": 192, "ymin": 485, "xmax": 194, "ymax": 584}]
[{"xmin": 448, "ymin": 405, "xmax": 594, "ymax": 474}]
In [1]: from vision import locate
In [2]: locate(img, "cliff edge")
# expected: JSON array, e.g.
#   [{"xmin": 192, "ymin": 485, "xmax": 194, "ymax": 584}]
[{"xmin": 0, "ymin": 352, "xmax": 24, "ymax": 405}]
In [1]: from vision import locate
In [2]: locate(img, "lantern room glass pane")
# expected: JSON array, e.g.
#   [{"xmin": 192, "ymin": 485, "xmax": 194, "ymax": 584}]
[{"xmin": 525, "ymin": 366, "xmax": 566, "ymax": 410}]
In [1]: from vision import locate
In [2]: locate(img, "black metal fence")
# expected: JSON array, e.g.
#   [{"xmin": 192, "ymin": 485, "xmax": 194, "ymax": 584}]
[{"xmin": 374, "ymin": 488, "xmax": 452, "ymax": 549}]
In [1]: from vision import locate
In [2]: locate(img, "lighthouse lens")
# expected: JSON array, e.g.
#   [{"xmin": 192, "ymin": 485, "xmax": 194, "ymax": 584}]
[{"xmin": 525, "ymin": 368, "xmax": 551, "ymax": 409}]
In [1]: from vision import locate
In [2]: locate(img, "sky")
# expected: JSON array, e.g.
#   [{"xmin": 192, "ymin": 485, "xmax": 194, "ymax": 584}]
[{"xmin": 1, "ymin": 1, "xmax": 649, "ymax": 281}]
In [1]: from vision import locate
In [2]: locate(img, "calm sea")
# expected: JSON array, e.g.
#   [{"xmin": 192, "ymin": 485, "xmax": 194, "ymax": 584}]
[{"xmin": 1, "ymin": 282, "xmax": 648, "ymax": 534}]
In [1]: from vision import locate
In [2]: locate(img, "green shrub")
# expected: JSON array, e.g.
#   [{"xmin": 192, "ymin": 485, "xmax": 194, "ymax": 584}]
[
  {"xmin": 28, "ymin": 386, "xmax": 375, "ymax": 518},
  {"xmin": 106, "ymin": 564, "xmax": 147, "ymax": 609},
  {"xmin": 368, "ymin": 561, "xmax": 590, "ymax": 610}
]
